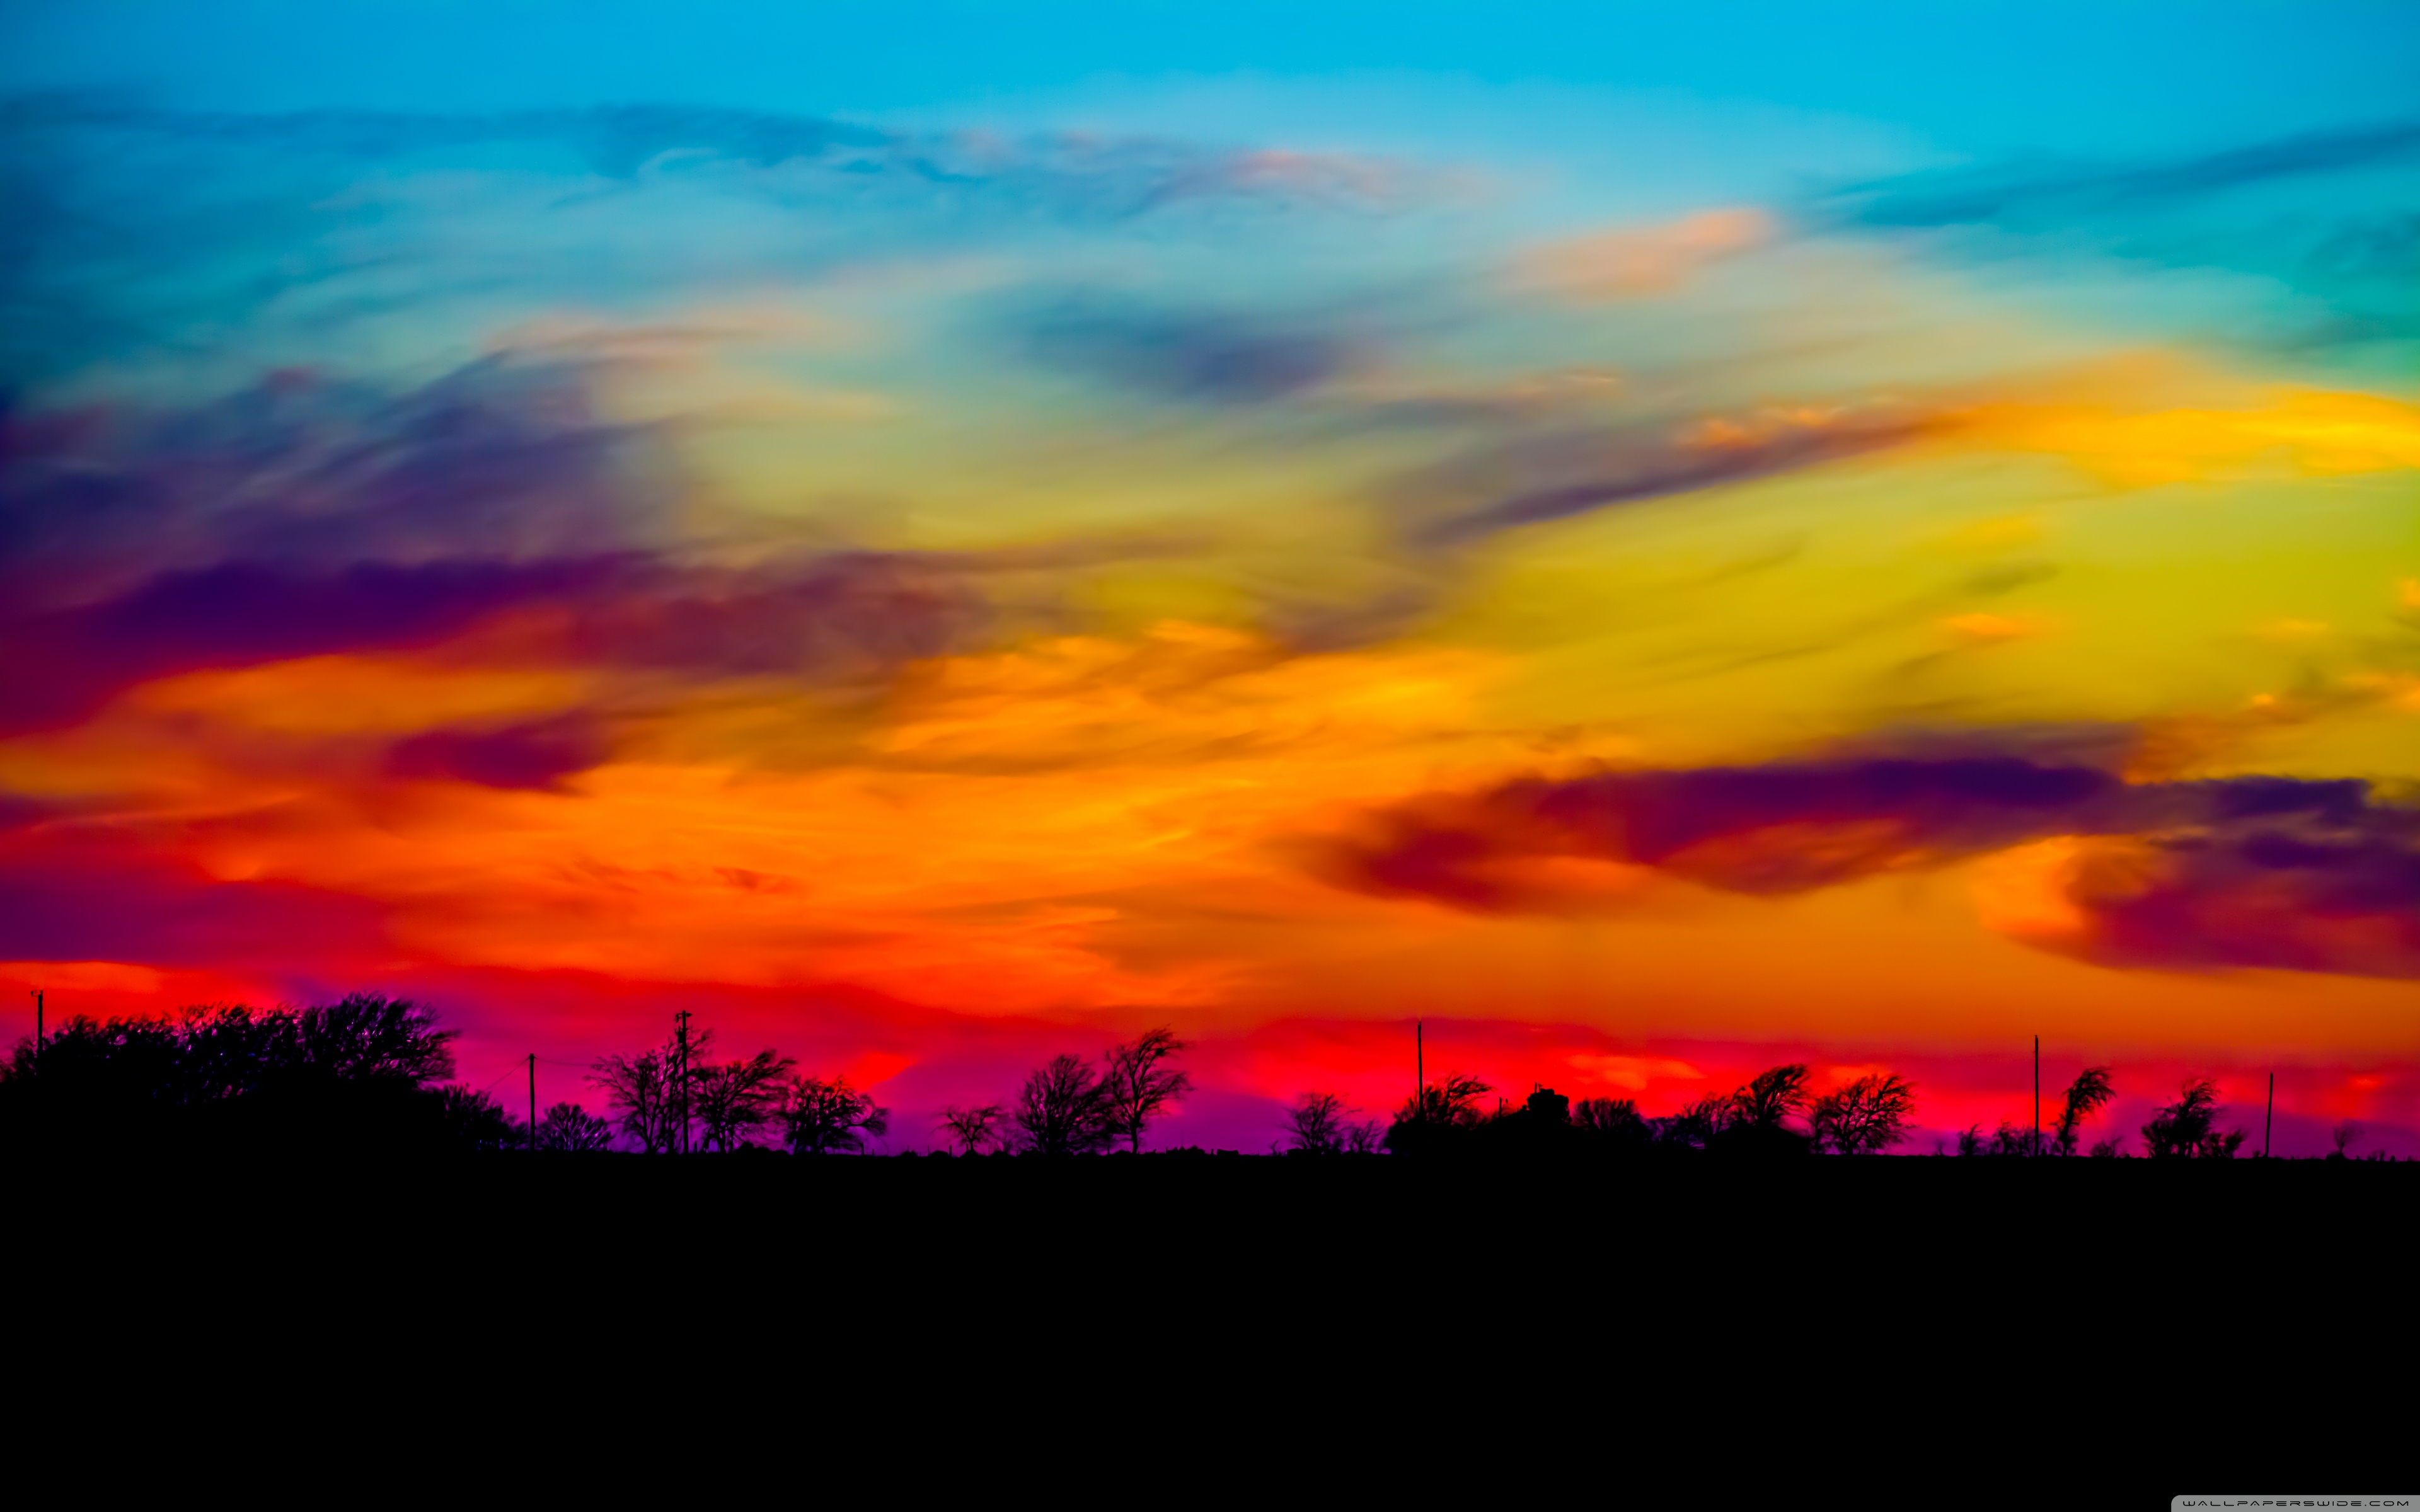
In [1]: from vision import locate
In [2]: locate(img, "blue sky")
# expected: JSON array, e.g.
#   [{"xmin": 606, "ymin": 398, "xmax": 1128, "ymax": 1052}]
[{"xmin": 9, "ymin": 1, "xmax": 2417, "ymax": 158}]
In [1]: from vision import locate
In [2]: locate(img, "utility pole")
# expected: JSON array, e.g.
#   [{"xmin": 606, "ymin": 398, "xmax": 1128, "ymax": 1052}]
[
  {"xmin": 674, "ymin": 1009, "xmax": 693, "ymax": 1155},
  {"xmin": 1416, "ymin": 1021, "xmax": 1424, "ymax": 1121},
  {"xmin": 2033, "ymin": 1034, "xmax": 2040, "ymax": 1157},
  {"xmin": 528, "ymin": 1051, "xmax": 538, "ymax": 1154},
  {"xmin": 2265, "ymin": 1071, "xmax": 2274, "ymax": 1159}
]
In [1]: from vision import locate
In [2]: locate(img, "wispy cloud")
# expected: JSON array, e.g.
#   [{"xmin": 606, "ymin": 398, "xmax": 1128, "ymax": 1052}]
[
  {"xmin": 1313, "ymin": 735, "xmax": 2420, "ymax": 978},
  {"xmin": 1015, "ymin": 296, "xmax": 1369, "ymax": 406},
  {"xmin": 1828, "ymin": 120, "xmax": 2420, "ymax": 230}
]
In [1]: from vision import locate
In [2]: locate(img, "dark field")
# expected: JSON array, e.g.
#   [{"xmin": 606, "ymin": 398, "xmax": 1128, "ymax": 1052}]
[{"xmin": 11, "ymin": 1153, "xmax": 2405, "ymax": 1503}]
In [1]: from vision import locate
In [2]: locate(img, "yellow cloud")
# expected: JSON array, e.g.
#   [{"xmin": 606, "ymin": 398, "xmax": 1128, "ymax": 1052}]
[
  {"xmin": 1939, "ymin": 612, "xmax": 2046, "ymax": 643},
  {"xmin": 1963, "ymin": 389, "xmax": 2420, "ymax": 486}
]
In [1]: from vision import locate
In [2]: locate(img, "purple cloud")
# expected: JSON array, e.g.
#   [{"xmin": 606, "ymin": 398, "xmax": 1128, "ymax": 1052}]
[
  {"xmin": 384, "ymin": 714, "xmax": 611, "ymax": 791},
  {"xmin": 1315, "ymin": 744, "xmax": 2420, "ymax": 978}
]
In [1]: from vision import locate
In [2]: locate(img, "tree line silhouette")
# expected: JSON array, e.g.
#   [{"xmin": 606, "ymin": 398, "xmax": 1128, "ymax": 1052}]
[{"xmin": 0, "ymin": 994, "xmax": 2366, "ymax": 1160}]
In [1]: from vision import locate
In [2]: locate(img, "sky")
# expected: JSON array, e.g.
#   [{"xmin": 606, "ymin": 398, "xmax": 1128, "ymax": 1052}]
[{"xmin": 4, "ymin": 1, "xmax": 2419, "ymax": 1154}]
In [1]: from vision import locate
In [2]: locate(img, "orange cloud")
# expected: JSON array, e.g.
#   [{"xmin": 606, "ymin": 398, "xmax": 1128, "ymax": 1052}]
[{"xmin": 1514, "ymin": 207, "xmax": 1776, "ymax": 299}]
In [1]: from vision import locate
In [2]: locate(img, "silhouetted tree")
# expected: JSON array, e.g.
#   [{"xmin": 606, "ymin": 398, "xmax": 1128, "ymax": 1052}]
[
  {"xmin": 590, "ymin": 1043, "xmax": 687, "ymax": 1154},
  {"xmin": 1014, "ymin": 1053, "xmax": 1116, "ymax": 1155},
  {"xmin": 1397, "ymin": 1073, "xmax": 1492, "ymax": 1128},
  {"xmin": 538, "ymin": 1101, "xmax": 615, "ymax": 1152},
  {"xmin": 1384, "ymin": 1072, "xmax": 1492, "ymax": 1155},
  {"xmin": 1281, "ymin": 1091, "xmax": 1359, "ymax": 1153},
  {"xmin": 2087, "ymin": 1135, "xmax": 2127, "ymax": 1158},
  {"xmin": 1656, "ymin": 1094, "xmax": 1732, "ymax": 1150},
  {"xmin": 1100, "ymin": 1028, "xmax": 1192, "ymax": 1153},
  {"xmin": 1731, "ymin": 1063, "xmax": 1812, "ymax": 1129},
  {"xmin": 2142, "ymin": 1076, "xmax": 2245, "ymax": 1159},
  {"xmin": 693, "ymin": 1048, "xmax": 797, "ymax": 1152},
  {"xmin": 2051, "ymin": 1066, "xmax": 2116, "ymax": 1156},
  {"xmin": 1809, "ymin": 1072, "xmax": 1916, "ymax": 1155},
  {"xmin": 0, "ymin": 996, "xmax": 462, "ymax": 1148},
  {"xmin": 437, "ymin": 1085, "xmax": 523, "ymax": 1150},
  {"xmin": 294, "ymin": 995, "xmax": 459, "ymax": 1083},
  {"xmin": 2329, "ymin": 1121, "xmax": 2360, "ymax": 1160},
  {"xmin": 1698, "ymin": 1064, "xmax": 1816, "ymax": 1155},
  {"xmin": 1572, "ymin": 1096, "xmax": 1648, "ymax": 1140},
  {"xmin": 785, "ymin": 1074, "xmax": 889, "ymax": 1155},
  {"xmin": 937, "ymin": 1102, "xmax": 1006, "ymax": 1155},
  {"xmin": 1990, "ymin": 1120, "xmax": 2043, "ymax": 1157}
]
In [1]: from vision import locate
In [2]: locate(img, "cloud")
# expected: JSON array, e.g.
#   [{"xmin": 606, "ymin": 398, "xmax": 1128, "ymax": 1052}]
[
  {"xmin": 1405, "ymin": 402, "xmax": 1942, "ymax": 549},
  {"xmin": 1512, "ymin": 208, "xmax": 1775, "ymax": 299},
  {"xmin": 0, "ymin": 358, "xmax": 669, "ymax": 608},
  {"xmin": 1313, "ymin": 740, "xmax": 2420, "ymax": 978},
  {"xmin": 1381, "ymin": 376, "xmax": 2420, "ymax": 568},
  {"xmin": 0, "ymin": 551, "xmax": 987, "ymax": 735},
  {"xmin": 1829, "ymin": 120, "xmax": 2420, "ymax": 231},
  {"xmin": 1017, "ymin": 299, "xmax": 1366, "ymax": 405},
  {"xmin": 6, "ymin": 95, "xmax": 1415, "ymax": 216},
  {"xmin": 0, "ymin": 556, "xmax": 628, "ymax": 733},
  {"xmin": 0, "ymin": 358, "xmax": 989, "ymax": 733},
  {"xmin": 0, "ymin": 827, "xmax": 386, "ymax": 968},
  {"xmin": 1814, "ymin": 119, "xmax": 2420, "ymax": 346},
  {"xmin": 384, "ymin": 714, "xmax": 611, "ymax": 791}
]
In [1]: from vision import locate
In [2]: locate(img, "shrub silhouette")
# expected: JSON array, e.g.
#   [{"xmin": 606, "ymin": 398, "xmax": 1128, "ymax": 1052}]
[
  {"xmin": 2141, "ymin": 1076, "xmax": 2245, "ymax": 1159},
  {"xmin": 2053, "ymin": 1067, "xmax": 2116, "ymax": 1157}
]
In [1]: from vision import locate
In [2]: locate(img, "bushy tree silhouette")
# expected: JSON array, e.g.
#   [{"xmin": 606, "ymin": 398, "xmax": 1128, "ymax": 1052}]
[
  {"xmin": 589, "ymin": 1041, "xmax": 687, "ymax": 1154},
  {"xmin": 1572, "ymin": 1096, "xmax": 1648, "ymax": 1140},
  {"xmin": 1648, "ymin": 1094, "xmax": 1718, "ymax": 1150},
  {"xmin": 1689, "ymin": 1064, "xmax": 1814, "ymax": 1156},
  {"xmin": 294, "ymin": 995, "xmax": 459, "ymax": 1084},
  {"xmin": 2141, "ymin": 1076, "xmax": 2245, "ymax": 1159},
  {"xmin": 1383, "ymin": 1072, "xmax": 1491, "ymax": 1155},
  {"xmin": 1281, "ymin": 1091, "xmax": 1388, "ymax": 1154},
  {"xmin": 1956, "ymin": 1120, "xmax": 2048, "ymax": 1157},
  {"xmin": 1100, "ymin": 1028, "xmax": 1192, "ymax": 1153},
  {"xmin": 1396, "ymin": 1073, "xmax": 1491, "ymax": 1127},
  {"xmin": 537, "ymin": 1101, "xmax": 614, "ymax": 1152},
  {"xmin": 0, "ymin": 995, "xmax": 463, "ymax": 1149},
  {"xmin": 1014, "ymin": 1053, "xmax": 1116, "ymax": 1155},
  {"xmin": 694, "ymin": 1048, "xmax": 796, "ymax": 1152},
  {"xmin": 1732, "ymin": 1063, "xmax": 1812, "ymax": 1129},
  {"xmin": 784, "ymin": 1074, "xmax": 889, "ymax": 1155},
  {"xmin": 437, "ymin": 1085, "xmax": 523, "ymax": 1150},
  {"xmin": 1809, "ymin": 1072, "xmax": 1916, "ymax": 1155}
]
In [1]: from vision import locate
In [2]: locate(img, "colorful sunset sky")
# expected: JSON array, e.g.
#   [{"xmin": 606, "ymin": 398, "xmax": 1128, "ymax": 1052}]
[{"xmin": 6, "ymin": 2, "xmax": 2419, "ymax": 1154}]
